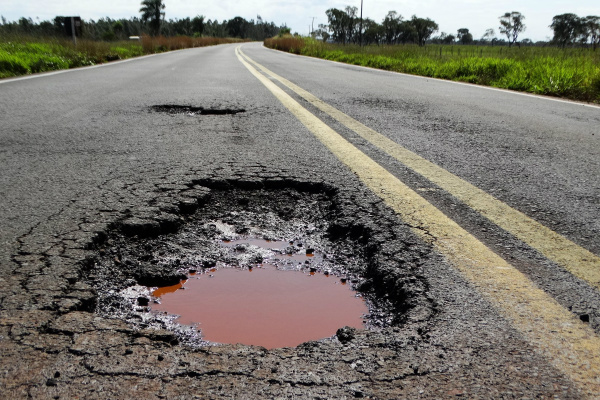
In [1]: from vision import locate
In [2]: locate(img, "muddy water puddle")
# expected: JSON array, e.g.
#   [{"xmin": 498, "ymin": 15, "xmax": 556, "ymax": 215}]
[
  {"xmin": 150, "ymin": 238, "xmax": 367, "ymax": 349},
  {"xmin": 151, "ymin": 264, "xmax": 366, "ymax": 349}
]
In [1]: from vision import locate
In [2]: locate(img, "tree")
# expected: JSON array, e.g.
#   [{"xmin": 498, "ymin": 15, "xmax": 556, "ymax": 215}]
[
  {"xmin": 481, "ymin": 28, "xmax": 495, "ymax": 43},
  {"xmin": 326, "ymin": 8, "xmax": 351, "ymax": 44},
  {"xmin": 362, "ymin": 18, "xmax": 383, "ymax": 45},
  {"xmin": 112, "ymin": 21, "xmax": 124, "ymax": 38},
  {"xmin": 550, "ymin": 13, "xmax": 581, "ymax": 47},
  {"xmin": 410, "ymin": 16, "xmax": 438, "ymax": 46},
  {"xmin": 140, "ymin": 0, "xmax": 165, "ymax": 36},
  {"xmin": 499, "ymin": 11, "xmax": 525, "ymax": 47},
  {"xmin": 397, "ymin": 20, "xmax": 417, "ymax": 44},
  {"xmin": 382, "ymin": 11, "xmax": 402, "ymax": 44},
  {"xmin": 457, "ymin": 28, "xmax": 473, "ymax": 44},
  {"xmin": 314, "ymin": 23, "xmax": 330, "ymax": 42},
  {"xmin": 191, "ymin": 15, "xmax": 204, "ymax": 36},
  {"xmin": 583, "ymin": 16, "xmax": 600, "ymax": 50},
  {"xmin": 227, "ymin": 17, "xmax": 249, "ymax": 38},
  {"xmin": 444, "ymin": 34, "xmax": 456, "ymax": 44}
]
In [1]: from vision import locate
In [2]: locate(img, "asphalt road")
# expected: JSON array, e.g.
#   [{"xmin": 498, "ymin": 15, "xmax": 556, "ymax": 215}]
[{"xmin": 1, "ymin": 42, "xmax": 599, "ymax": 398}]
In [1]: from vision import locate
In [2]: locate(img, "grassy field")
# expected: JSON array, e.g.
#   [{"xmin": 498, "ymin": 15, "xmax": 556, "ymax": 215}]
[
  {"xmin": 0, "ymin": 36, "xmax": 244, "ymax": 79},
  {"xmin": 265, "ymin": 37, "xmax": 600, "ymax": 103}
]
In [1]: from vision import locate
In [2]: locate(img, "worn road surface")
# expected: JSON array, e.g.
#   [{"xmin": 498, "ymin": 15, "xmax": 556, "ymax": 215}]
[{"xmin": 1, "ymin": 42, "xmax": 599, "ymax": 398}]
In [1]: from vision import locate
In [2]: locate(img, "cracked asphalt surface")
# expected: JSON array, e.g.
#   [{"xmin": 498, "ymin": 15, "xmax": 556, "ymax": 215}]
[{"xmin": 1, "ymin": 42, "xmax": 599, "ymax": 398}]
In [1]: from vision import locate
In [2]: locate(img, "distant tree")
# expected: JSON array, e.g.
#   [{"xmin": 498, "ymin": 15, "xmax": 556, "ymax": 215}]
[
  {"xmin": 38, "ymin": 20, "xmax": 56, "ymax": 35},
  {"xmin": 362, "ymin": 18, "xmax": 383, "ymax": 45},
  {"xmin": 499, "ymin": 11, "xmax": 525, "ymax": 47},
  {"xmin": 481, "ymin": 28, "xmax": 495, "ymax": 43},
  {"xmin": 204, "ymin": 19, "xmax": 227, "ymax": 37},
  {"xmin": 382, "ymin": 11, "xmax": 402, "ymax": 44},
  {"xmin": 326, "ymin": 8, "xmax": 351, "ymax": 44},
  {"xmin": 140, "ymin": 0, "xmax": 165, "ymax": 36},
  {"xmin": 314, "ymin": 23, "xmax": 330, "ymax": 42},
  {"xmin": 431, "ymin": 32, "xmax": 455, "ymax": 44},
  {"xmin": 18, "ymin": 17, "xmax": 34, "ymax": 33},
  {"xmin": 227, "ymin": 16, "xmax": 249, "ymax": 38},
  {"xmin": 397, "ymin": 20, "xmax": 417, "ymax": 44},
  {"xmin": 112, "ymin": 21, "xmax": 124, "ymax": 39},
  {"xmin": 191, "ymin": 15, "xmax": 204, "ymax": 36},
  {"xmin": 410, "ymin": 16, "xmax": 438, "ymax": 46},
  {"xmin": 444, "ymin": 34, "xmax": 456, "ymax": 44},
  {"xmin": 344, "ymin": 6, "xmax": 359, "ymax": 44},
  {"xmin": 550, "ymin": 13, "xmax": 582, "ymax": 47},
  {"xmin": 583, "ymin": 16, "xmax": 600, "ymax": 50},
  {"xmin": 457, "ymin": 28, "xmax": 473, "ymax": 44}
]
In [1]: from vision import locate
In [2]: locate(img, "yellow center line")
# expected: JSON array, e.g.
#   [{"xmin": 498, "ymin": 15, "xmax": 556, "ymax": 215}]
[
  {"xmin": 236, "ymin": 45, "xmax": 600, "ymax": 397},
  {"xmin": 239, "ymin": 47, "xmax": 600, "ymax": 291}
]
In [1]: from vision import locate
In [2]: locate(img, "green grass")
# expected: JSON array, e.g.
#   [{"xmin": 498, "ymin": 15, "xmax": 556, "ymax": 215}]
[
  {"xmin": 265, "ymin": 37, "xmax": 600, "ymax": 103},
  {"xmin": 0, "ymin": 35, "xmax": 244, "ymax": 79}
]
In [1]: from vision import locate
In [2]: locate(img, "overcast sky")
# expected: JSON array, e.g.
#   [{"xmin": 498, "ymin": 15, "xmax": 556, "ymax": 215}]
[{"xmin": 2, "ymin": 0, "xmax": 598, "ymax": 41}]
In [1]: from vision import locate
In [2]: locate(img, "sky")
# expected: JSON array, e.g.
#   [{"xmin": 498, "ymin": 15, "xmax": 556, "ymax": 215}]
[{"xmin": 2, "ymin": 0, "xmax": 599, "ymax": 42}]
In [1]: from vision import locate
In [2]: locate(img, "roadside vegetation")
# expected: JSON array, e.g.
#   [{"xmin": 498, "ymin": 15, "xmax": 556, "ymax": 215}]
[{"xmin": 265, "ymin": 6, "xmax": 600, "ymax": 103}]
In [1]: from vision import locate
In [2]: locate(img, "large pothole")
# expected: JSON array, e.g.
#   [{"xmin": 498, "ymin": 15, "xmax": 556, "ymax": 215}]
[{"xmin": 86, "ymin": 182, "xmax": 432, "ymax": 348}]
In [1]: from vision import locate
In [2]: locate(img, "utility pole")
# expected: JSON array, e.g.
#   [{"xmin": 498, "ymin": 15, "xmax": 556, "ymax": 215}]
[
  {"xmin": 312, "ymin": 17, "xmax": 316, "ymax": 36},
  {"xmin": 359, "ymin": 0, "xmax": 363, "ymax": 47}
]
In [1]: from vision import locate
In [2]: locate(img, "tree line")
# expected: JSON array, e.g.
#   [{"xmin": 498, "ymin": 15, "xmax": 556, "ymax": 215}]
[
  {"xmin": 0, "ymin": 0, "xmax": 283, "ymax": 42},
  {"xmin": 315, "ymin": 7, "xmax": 600, "ymax": 49},
  {"xmin": 315, "ymin": 8, "xmax": 439, "ymax": 46},
  {"xmin": 0, "ymin": 15, "xmax": 282, "ymax": 41}
]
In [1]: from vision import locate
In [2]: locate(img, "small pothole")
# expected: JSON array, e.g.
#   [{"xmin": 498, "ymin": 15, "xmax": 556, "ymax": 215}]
[{"xmin": 150, "ymin": 105, "xmax": 245, "ymax": 116}]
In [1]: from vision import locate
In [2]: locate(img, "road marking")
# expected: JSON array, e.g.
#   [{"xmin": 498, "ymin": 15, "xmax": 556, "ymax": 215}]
[
  {"xmin": 236, "ymin": 46, "xmax": 600, "ymax": 397},
  {"xmin": 239, "ymin": 47, "xmax": 600, "ymax": 291}
]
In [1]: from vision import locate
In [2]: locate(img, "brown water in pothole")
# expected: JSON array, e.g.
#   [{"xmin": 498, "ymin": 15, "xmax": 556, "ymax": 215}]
[{"xmin": 151, "ymin": 263, "xmax": 367, "ymax": 349}]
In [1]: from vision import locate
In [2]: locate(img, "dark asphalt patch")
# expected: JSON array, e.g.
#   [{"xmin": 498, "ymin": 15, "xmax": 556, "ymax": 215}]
[{"xmin": 150, "ymin": 105, "xmax": 246, "ymax": 115}]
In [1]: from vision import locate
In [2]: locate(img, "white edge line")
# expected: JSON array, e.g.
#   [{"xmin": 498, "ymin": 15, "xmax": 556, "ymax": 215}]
[{"xmin": 256, "ymin": 43, "xmax": 600, "ymax": 110}]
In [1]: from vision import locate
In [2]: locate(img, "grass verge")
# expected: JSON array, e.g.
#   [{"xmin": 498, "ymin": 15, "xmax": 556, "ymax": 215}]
[
  {"xmin": 264, "ymin": 37, "xmax": 600, "ymax": 103},
  {"xmin": 0, "ymin": 36, "xmax": 244, "ymax": 79}
]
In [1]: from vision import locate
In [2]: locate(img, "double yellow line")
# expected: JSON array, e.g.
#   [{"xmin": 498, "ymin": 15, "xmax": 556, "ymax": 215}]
[{"xmin": 236, "ymin": 46, "xmax": 600, "ymax": 396}]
